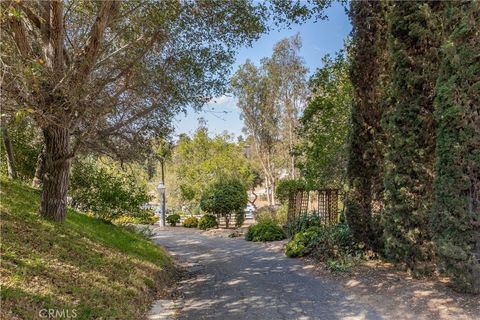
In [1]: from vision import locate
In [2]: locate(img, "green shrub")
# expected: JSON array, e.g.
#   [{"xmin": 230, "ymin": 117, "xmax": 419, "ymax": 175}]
[
  {"xmin": 112, "ymin": 214, "xmax": 158, "ymax": 225},
  {"xmin": 200, "ymin": 179, "xmax": 248, "ymax": 228},
  {"xmin": 286, "ymin": 213, "xmax": 322, "ymax": 236},
  {"xmin": 166, "ymin": 214, "xmax": 181, "ymax": 226},
  {"xmin": 255, "ymin": 206, "xmax": 277, "ymax": 223},
  {"xmin": 285, "ymin": 226, "xmax": 323, "ymax": 257},
  {"xmin": 311, "ymin": 223, "xmax": 362, "ymax": 261},
  {"xmin": 183, "ymin": 216, "xmax": 199, "ymax": 228},
  {"xmin": 234, "ymin": 211, "xmax": 245, "ymax": 228},
  {"xmin": 198, "ymin": 214, "xmax": 218, "ymax": 230},
  {"xmin": 245, "ymin": 221, "xmax": 286, "ymax": 242},
  {"xmin": 70, "ymin": 160, "xmax": 152, "ymax": 221},
  {"xmin": 285, "ymin": 223, "xmax": 363, "ymax": 272}
]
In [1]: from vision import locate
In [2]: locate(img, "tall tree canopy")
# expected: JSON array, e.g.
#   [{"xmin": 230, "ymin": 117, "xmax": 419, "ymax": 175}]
[
  {"xmin": 432, "ymin": 1, "xmax": 480, "ymax": 293},
  {"xmin": 0, "ymin": 0, "xmax": 330, "ymax": 221},
  {"xmin": 170, "ymin": 127, "xmax": 255, "ymax": 209},
  {"xmin": 231, "ymin": 35, "xmax": 308, "ymax": 204},
  {"xmin": 296, "ymin": 52, "xmax": 351, "ymax": 189},
  {"xmin": 345, "ymin": 0, "xmax": 388, "ymax": 251},
  {"xmin": 382, "ymin": 1, "xmax": 444, "ymax": 275}
]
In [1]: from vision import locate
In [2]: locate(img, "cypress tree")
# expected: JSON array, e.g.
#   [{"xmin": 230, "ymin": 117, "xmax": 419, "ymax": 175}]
[
  {"xmin": 382, "ymin": 1, "xmax": 444, "ymax": 274},
  {"xmin": 346, "ymin": 0, "xmax": 388, "ymax": 250},
  {"xmin": 433, "ymin": 1, "xmax": 480, "ymax": 293}
]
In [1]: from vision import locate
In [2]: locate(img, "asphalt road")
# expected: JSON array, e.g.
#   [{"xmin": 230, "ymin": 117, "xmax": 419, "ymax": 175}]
[{"xmin": 151, "ymin": 228, "xmax": 382, "ymax": 320}]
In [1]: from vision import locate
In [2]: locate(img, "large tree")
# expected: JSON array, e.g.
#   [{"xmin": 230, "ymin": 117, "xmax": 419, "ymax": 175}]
[
  {"xmin": 0, "ymin": 0, "xmax": 329, "ymax": 221},
  {"xmin": 231, "ymin": 60, "xmax": 281, "ymax": 205},
  {"xmin": 296, "ymin": 52, "xmax": 351, "ymax": 189},
  {"xmin": 264, "ymin": 34, "xmax": 308, "ymax": 179},
  {"xmin": 432, "ymin": 1, "xmax": 480, "ymax": 293},
  {"xmin": 171, "ymin": 127, "xmax": 255, "ymax": 209},
  {"xmin": 345, "ymin": 0, "xmax": 388, "ymax": 250}
]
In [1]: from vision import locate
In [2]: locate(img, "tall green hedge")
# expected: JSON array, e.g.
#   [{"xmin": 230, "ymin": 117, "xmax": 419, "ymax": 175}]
[
  {"xmin": 382, "ymin": 1, "xmax": 444, "ymax": 275},
  {"xmin": 346, "ymin": 0, "xmax": 388, "ymax": 250},
  {"xmin": 433, "ymin": 1, "xmax": 480, "ymax": 293}
]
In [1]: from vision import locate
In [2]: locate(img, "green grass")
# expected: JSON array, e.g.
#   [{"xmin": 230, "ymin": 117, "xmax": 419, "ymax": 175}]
[{"xmin": 0, "ymin": 177, "xmax": 175, "ymax": 319}]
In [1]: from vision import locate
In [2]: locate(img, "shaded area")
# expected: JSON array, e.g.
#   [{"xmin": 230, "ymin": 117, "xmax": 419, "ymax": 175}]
[{"xmin": 152, "ymin": 228, "xmax": 380, "ymax": 320}]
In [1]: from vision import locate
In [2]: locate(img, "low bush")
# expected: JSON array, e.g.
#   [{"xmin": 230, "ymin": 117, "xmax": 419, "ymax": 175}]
[
  {"xmin": 112, "ymin": 214, "xmax": 158, "ymax": 225},
  {"xmin": 255, "ymin": 205, "xmax": 288, "ymax": 225},
  {"xmin": 245, "ymin": 221, "xmax": 286, "ymax": 242},
  {"xmin": 285, "ymin": 226, "xmax": 323, "ymax": 257},
  {"xmin": 286, "ymin": 213, "xmax": 322, "ymax": 236},
  {"xmin": 166, "ymin": 213, "xmax": 181, "ymax": 226},
  {"xmin": 198, "ymin": 214, "xmax": 218, "ymax": 230},
  {"xmin": 285, "ymin": 222, "xmax": 364, "ymax": 272},
  {"xmin": 183, "ymin": 216, "xmax": 199, "ymax": 228}
]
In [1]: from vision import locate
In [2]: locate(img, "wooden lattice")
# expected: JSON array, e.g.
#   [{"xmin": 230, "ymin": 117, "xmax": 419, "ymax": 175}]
[{"xmin": 288, "ymin": 189, "xmax": 339, "ymax": 225}]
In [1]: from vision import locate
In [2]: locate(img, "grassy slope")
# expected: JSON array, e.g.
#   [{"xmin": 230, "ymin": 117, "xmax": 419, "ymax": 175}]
[{"xmin": 0, "ymin": 177, "xmax": 174, "ymax": 319}]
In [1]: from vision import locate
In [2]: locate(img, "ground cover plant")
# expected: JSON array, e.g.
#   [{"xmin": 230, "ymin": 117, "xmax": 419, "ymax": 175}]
[{"xmin": 0, "ymin": 177, "xmax": 174, "ymax": 319}]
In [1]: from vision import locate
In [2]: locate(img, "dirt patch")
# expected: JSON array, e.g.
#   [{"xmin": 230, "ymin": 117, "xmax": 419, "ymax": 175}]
[{"xmin": 307, "ymin": 259, "xmax": 480, "ymax": 320}]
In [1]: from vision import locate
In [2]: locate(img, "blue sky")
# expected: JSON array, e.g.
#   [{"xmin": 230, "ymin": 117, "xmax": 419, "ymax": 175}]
[{"xmin": 173, "ymin": 2, "xmax": 351, "ymax": 138}]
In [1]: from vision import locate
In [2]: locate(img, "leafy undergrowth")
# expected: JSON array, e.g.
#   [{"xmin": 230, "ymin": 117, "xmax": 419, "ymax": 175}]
[{"xmin": 0, "ymin": 177, "xmax": 175, "ymax": 319}]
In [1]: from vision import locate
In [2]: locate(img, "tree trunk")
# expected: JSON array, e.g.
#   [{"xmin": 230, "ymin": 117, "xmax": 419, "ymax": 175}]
[
  {"xmin": 32, "ymin": 146, "xmax": 46, "ymax": 188},
  {"xmin": 249, "ymin": 187, "xmax": 258, "ymax": 208},
  {"xmin": 265, "ymin": 176, "xmax": 272, "ymax": 205},
  {"xmin": 40, "ymin": 125, "xmax": 71, "ymax": 222},
  {"xmin": 271, "ymin": 180, "xmax": 276, "ymax": 206},
  {"xmin": 225, "ymin": 214, "xmax": 230, "ymax": 229},
  {"xmin": 1, "ymin": 126, "xmax": 17, "ymax": 180}
]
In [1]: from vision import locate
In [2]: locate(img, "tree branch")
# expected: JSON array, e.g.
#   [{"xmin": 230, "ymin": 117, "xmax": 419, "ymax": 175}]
[{"xmin": 75, "ymin": 0, "xmax": 119, "ymax": 80}]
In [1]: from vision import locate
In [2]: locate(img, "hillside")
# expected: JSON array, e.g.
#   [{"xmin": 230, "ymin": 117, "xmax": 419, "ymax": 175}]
[{"xmin": 0, "ymin": 177, "xmax": 175, "ymax": 319}]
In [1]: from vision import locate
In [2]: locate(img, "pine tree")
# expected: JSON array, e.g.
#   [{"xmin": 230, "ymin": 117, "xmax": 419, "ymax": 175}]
[
  {"xmin": 346, "ymin": 0, "xmax": 388, "ymax": 250},
  {"xmin": 433, "ymin": 1, "xmax": 480, "ymax": 293},
  {"xmin": 382, "ymin": 1, "xmax": 444, "ymax": 274}
]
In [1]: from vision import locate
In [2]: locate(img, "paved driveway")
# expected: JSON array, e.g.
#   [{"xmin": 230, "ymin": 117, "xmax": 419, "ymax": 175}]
[{"xmin": 151, "ymin": 228, "xmax": 381, "ymax": 320}]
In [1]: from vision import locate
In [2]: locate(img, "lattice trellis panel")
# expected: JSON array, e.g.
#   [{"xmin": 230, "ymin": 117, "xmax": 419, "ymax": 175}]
[{"xmin": 288, "ymin": 189, "xmax": 339, "ymax": 225}]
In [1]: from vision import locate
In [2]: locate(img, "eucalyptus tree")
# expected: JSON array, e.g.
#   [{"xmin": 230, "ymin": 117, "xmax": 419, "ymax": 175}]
[
  {"xmin": 0, "ymin": 0, "xmax": 330, "ymax": 221},
  {"xmin": 231, "ymin": 60, "xmax": 281, "ymax": 205},
  {"xmin": 264, "ymin": 34, "xmax": 308, "ymax": 179}
]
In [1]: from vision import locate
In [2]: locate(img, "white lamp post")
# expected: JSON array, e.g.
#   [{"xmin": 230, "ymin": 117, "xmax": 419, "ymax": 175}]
[{"xmin": 157, "ymin": 182, "xmax": 166, "ymax": 227}]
